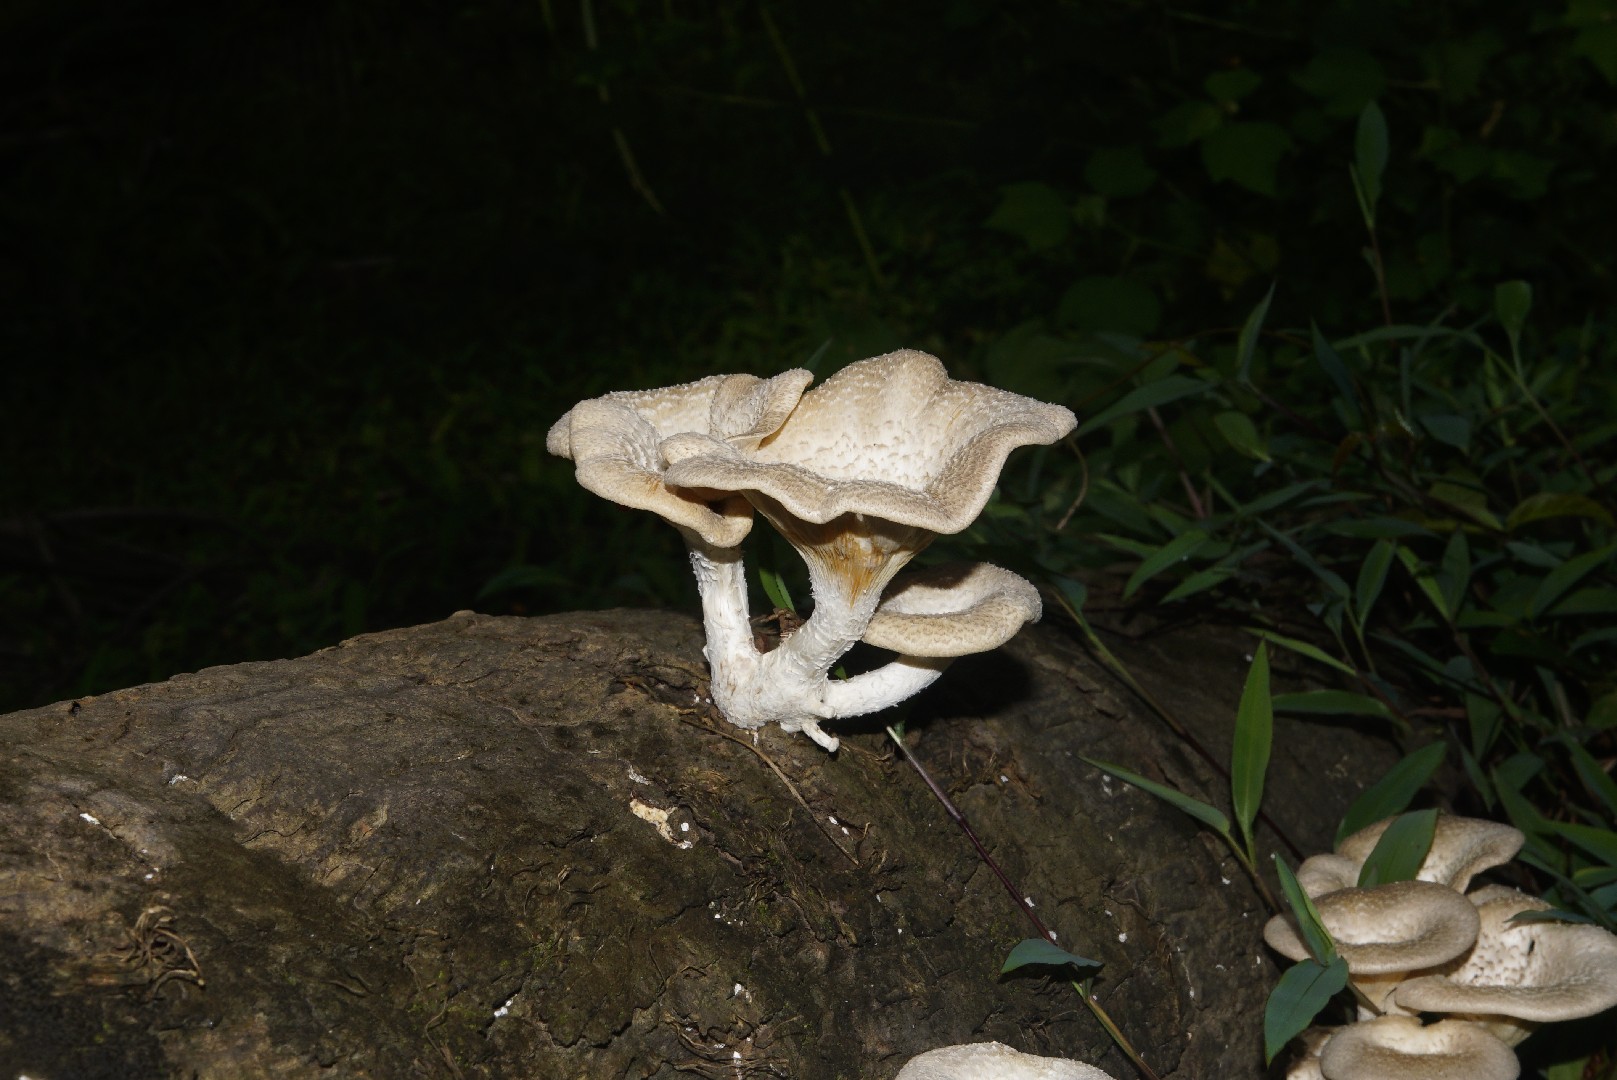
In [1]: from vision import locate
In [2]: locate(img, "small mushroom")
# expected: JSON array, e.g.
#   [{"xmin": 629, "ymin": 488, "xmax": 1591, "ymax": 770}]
[
  {"xmin": 1264, "ymin": 880, "xmax": 1481, "ymax": 1014},
  {"xmin": 550, "ymin": 352, "xmax": 1074, "ymax": 751},
  {"xmin": 1335, "ymin": 814, "xmax": 1523, "ymax": 894},
  {"xmin": 1392, "ymin": 884, "xmax": 1617, "ymax": 1046},
  {"xmin": 894, "ymin": 1042, "xmax": 1118, "ymax": 1080},
  {"xmin": 1316, "ymin": 1015, "xmax": 1519, "ymax": 1080}
]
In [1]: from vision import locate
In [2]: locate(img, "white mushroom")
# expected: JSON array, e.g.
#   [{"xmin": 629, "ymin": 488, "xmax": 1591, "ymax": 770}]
[
  {"xmin": 1264, "ymin": 880, "xmax": 1481, "ymax": 1014},
  {"xmin": 546, "ymin": 369, "xmax": 814, "ymax": 547},
  {"xmin": 895, "ymin": 1042, "xmax": 1118, "ymax": 1080},
  {"xmin": 1316, "ymin": 1015, "xmax": 1518, "ymax": 1080},
  {"xmin": 550, "ymin": 352, "xmax": 1075, "ymax": 751},
  {"xmin": 1392, "ymin": 884, "xmax": 1617, "ymax": 1046},
  {"xmin": 1335, "ymin": 814, "xmax": 1523, "ymax": 894}
]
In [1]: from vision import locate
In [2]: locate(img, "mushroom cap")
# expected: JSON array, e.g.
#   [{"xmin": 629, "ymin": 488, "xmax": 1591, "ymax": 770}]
[
  {"xmin": 546, "ymin": 369, "xmax": 813, "ymax": 548},
  {"xmin": 1263, "ymin": 880, "xmax": 1480, "ymax": 974},
  {"xmin": 1336, "ymin": 814, "xmax": 1523, "ymax": 894},
  {"xmin": 1392, "ymin": 885, "xmax": 1617, "ymax": 1032},
  {"xmin": 862, "ymin": 563, "xmax": 1043, "ymax": 657},
  {"xmin": 1317, "ymin": 1015, "xmax": 1518, "ymax": 1080},
  {"xmin": 894, "ymin": 1042, "xmax": 1117, "ymax": 1080},
  {"xmin": 1295, "ymin": 853, "xmax": 1361, "ymax": 898},
  {"xmin": 660, "ymin": 350, "xmax": 1077, "ymax": 533}
]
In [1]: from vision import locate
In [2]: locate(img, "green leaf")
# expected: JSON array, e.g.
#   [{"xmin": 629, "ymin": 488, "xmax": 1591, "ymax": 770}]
[
  {"xmin": 1495, "ymin": 280, "xmax": 1532, "ymax": 358},
  {"xmin": 1084, "ymin": 146, "xmax": 1158, "ymax": 198},
  {"xmin": 1396, "ymin": 545, "xmax": 1451, "ymax": 621},
  {"xmin": 1264, "ymin": 957, "xmax": 1349, "ymax": 1065},
  {"xmin": 1551, "ymin": 735, "xmax": 1617, "ymax": 820},
  {"xmin": 1440, "ymin": 530, "xmax": 1472, "ymax": 618},
  {"xmin": 1274, "ymin": 856, "xmax": 1336, "ymax": 963},
  {"xmin": 1357, "ymin": 808, "xmax": 1438, "ymax": 887},
  {"xmin": 1294, "ymin": 47, "xmax": 1387, "ymax": 117},
  {"xmin": 1260, "ymin": 521, "xmax": 1351, "ymax": 601},
  {"xmin": 986, "ymin": 182, "xmax": 1072, "ymax": 251},
  {"xmin": 1272, "ymin": 690, "xmax": 1393, "ymax": 720},
  {"xmin": 1235, "ymin": 282, "xmax": 1276, "ymax": 383},
  {"xmin": 1124, "ymin": 529, "xmax": 1211, "ymax": 598},
  {"xmin": 1232, "ymin": 645, "xmax": 1273, "ymax": 855},
  {"xmin": 1336, "ymin": 743, "xmax": 1447, "ymax": 845},
  {"xmin": 1531, "ymin": 543, "xmax": 1617, "ymax": 618},
  {"xmin": 758, "ymin": 566, "xmax": 797, "ymax": 615},
  {"xmin": 1309, "ymin": 323, "xmax": 1361, "ymax": 427},
  {"xmin": 1420, "ymin": 413, "xmax": 1471, "ymax": 452},
  {"xmin": 1205, "ymin": 68, "xmax": 1263, "ymax": 103},
  {"xmin": 1507, "ymin": 493, "xmax": 1615, "ymax": 531},
  {"xmin": 1467, "ymin": 692, "xmax": 1505, "ymax": 760},
  {"xmin": 1081, "ymin": 757, "xmax": 1232, "ymax": 838},
  {"xmin": 1162, "ymin": 566, "xmax": 1234, "ymax": 603},
  {"xmin": 1354, "ymin": 100, "xmax": 1389, "ymax": 219},
  {"xmin": 1548, "ymin": 821, "xmax": 1617, "ymax": 868},
  {"xmin": 1354, "ymin": 540, "xmax": 1396, "ymax": 628},
  {"xmin": 1154, "ymin": 100, "xmax": 1225, "ymax": 147},
  {"xmin": 1250, "ymin": 630, "xmax": 1357, "ymax": 678},
  {"xmin": 1202, "ymin": 122, "xmax": 1293, "ymax": 197},
  {"xmin": 1076, "ymin": 374, "xmax": 1211, "ymax": 436},
  {"xmin": 1001, "ymin": 937, "xmax": 1102, "ymax": 975},
  {"xmin": 1213, "ymin": 410, "xmax": 1270, "ymax": 461}
]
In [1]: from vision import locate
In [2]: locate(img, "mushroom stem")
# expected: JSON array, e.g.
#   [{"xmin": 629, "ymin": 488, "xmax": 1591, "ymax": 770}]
[
  {"xmin": 682, "ymin": 534, "xmax": 756, "ymax": 676},
  {"xmin": 824, "ymin": 656, "xmax": 951, "ymax": 717}
]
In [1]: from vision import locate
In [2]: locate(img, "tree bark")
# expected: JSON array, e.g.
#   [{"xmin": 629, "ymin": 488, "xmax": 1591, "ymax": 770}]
[{"xmin": 0, "ymin": 608, "xmax": 1394, "ymax": 1079}]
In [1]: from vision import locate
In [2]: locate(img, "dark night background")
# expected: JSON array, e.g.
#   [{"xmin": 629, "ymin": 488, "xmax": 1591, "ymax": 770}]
[{"xmin": 4, "ymin": 0, "xmax": 1615, "ymax": 712}]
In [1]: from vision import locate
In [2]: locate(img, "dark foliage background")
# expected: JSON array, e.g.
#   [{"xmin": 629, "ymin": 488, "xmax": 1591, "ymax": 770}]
[{"xmin": 3, "ymin": 0, "xmax": 1614, "ymax": 707}]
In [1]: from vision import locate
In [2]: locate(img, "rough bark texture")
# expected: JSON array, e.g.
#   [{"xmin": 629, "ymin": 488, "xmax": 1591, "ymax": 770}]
[{"xmin": 0, "ymin": 608, "xmax": 1395, "ymax": 1079}]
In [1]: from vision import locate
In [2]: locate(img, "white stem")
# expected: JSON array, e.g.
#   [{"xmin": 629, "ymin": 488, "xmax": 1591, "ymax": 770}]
[
  {"xmin": 823, "ymin": 656, "xmax": 951, "ymax": 718},
  {"xmin": 678, "ymin": 524, "xmax": 940, "ymax": 753}
]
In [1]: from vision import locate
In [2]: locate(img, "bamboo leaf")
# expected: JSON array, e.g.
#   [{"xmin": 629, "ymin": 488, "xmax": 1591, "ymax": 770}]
[
  {"xmin": 1548, "ymin": 821, "xmax": 1617, "ymax": 868},
  {"xmin": 1507, "ymin": 492, "xmax": 1615, "ymax": 531},
  {"xmin": 1081, "ymin": 757, "xmax": 1232, "ymax": 838},
  {"xmin": 1264, "ymin": 957, "xmax": 1349, "ymax": 1065},
  {"xmin": 1124, "ymin": 529, "xmax": 1211, "ymax": 598},
  {"xmin": 1357, "ymin": 808, "xmax": 1438, "ymax": 887},
  {"xmin": 1336, "ymin": 743, "xmax": 1446, "ymax": 844},
  {"xmin": 1309, "ymin": 323, "xmax": 1360, "ymax": 426},
  {"xmin": 1495, "ymin": 280, "xmax": 1532, "ymax": 358},
  {"xmin": 1001, "ymin": 937, "xmax": 1102, "ymax": 975},
  {"xmin": 1237, "ymin": 282, "xmax": 1276, "ymax": 383},
  {"xmin": 1076, "ymin": 374, "xmax": 1211, "ymax": 436},
  {"xmin": 1531, "ymin": 543, "xmax": 1617, "ymax": 618},
  {"xmin": 1232, "ymin": 645, "xmax": 1273, "ymax": 855},
  {"xmin": 1275, "ymin": 856, "xmax": 1337, "ymax": 965},
  {"xmin": 758, "ymin": 566, "xmax": 798, "ymax": 615},
  {"xmin": 1396, "ymin": 545, "xmax": 1451, "ymax": 622},
  {"xmin": 1354, "ymin": 539, "xmax": 1396, "ymax": 627},
  {"xmin": 1272, "ymin": 690, "xmax": 1393, "ymax": 720},
  {"xmin": 1260, "ymin": 521, "xmax": 1351, "ymax": 600},
  {"xmin": 1250, "ymin": 630, "xmax": 1357, "ymax": 678}
]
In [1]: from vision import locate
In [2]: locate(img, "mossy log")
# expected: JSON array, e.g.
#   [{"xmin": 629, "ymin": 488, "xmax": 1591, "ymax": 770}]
[{"xmin": 0, "ymin": 609, "xmax": 1393, "ymax": 1078}]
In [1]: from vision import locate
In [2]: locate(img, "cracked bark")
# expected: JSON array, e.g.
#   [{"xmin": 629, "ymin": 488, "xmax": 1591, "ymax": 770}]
[{"xmin": 0, "ymin": 608, "xmax": 1396, "ymax": 1079}]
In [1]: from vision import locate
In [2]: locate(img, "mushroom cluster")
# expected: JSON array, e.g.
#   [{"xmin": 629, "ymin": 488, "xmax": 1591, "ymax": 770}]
[
  {"xmin": 1265, "ymin": 813, "xmax": 1617, "ymax": 1080},
  {"xmin": 547, "ymin": 350, "xmax": 1076, "ymax": 751}
]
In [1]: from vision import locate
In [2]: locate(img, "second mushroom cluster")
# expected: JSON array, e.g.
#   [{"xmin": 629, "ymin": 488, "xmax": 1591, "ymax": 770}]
[
  {"xmin": 547, "ymin": 350, "xmax": 1077, "ymax": 751},
  {"xmin": 1265, "ymin": 813, "xmax": 1617, "ymax": 1080}
]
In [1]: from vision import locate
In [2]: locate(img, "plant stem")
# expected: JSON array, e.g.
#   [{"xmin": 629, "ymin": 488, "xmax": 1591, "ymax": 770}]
[{"xmin": 886, "ymin": 725, "xmax": 1164, "ymax": 1080}]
